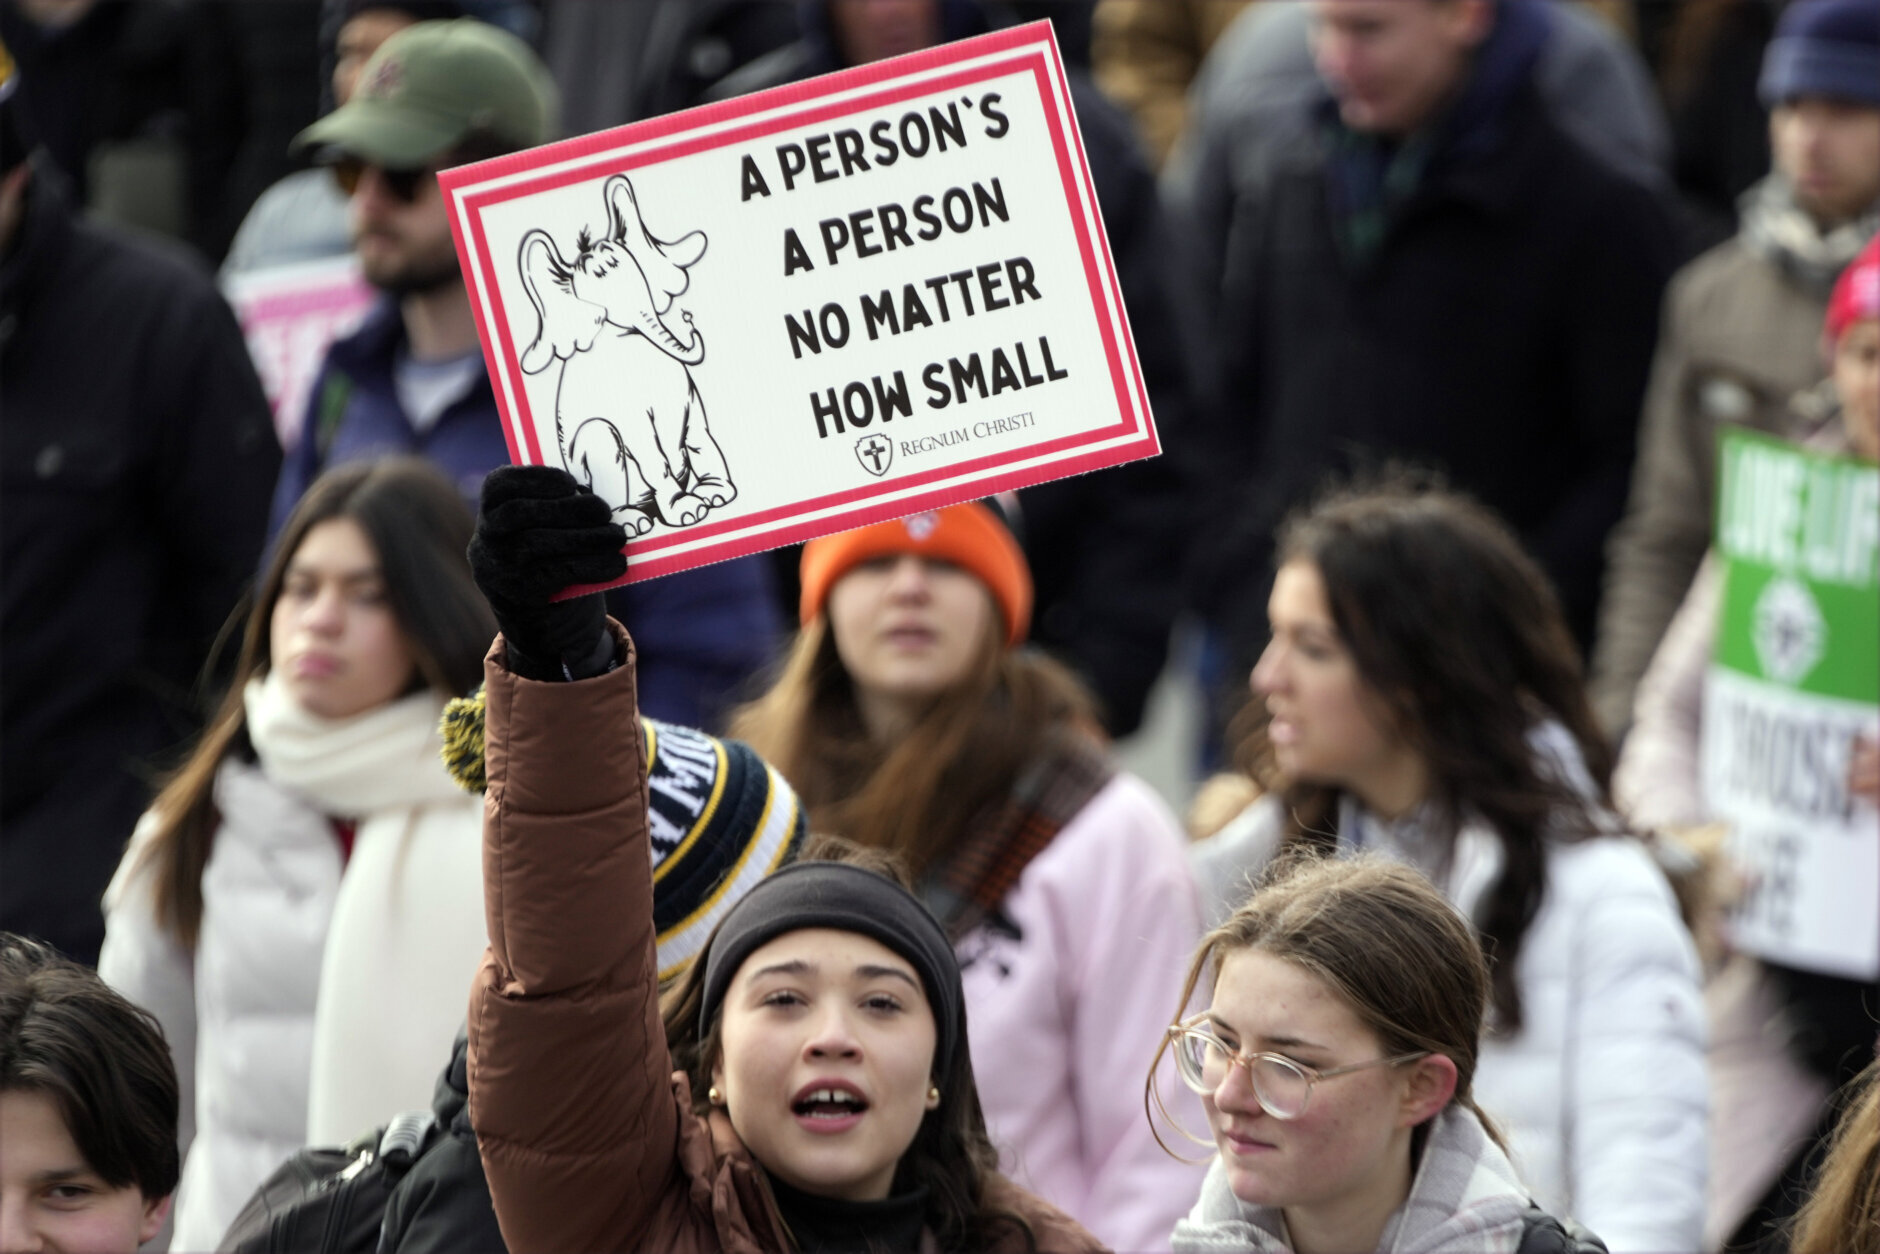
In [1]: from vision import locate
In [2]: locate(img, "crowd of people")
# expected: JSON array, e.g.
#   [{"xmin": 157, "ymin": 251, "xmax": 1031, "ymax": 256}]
[{"xmin": 2, "ymin": 0, "xmax": 1879, "ymax": 1252}]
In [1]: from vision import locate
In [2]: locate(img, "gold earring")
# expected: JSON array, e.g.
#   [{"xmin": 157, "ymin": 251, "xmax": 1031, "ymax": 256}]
[
  {"xmin": 927, "ymin": 1085, "xmax": 941, "ymax": 1107},
  {"xmin": 708, "ymin": 1086, "xmax": 723, "ymax": 1106}
]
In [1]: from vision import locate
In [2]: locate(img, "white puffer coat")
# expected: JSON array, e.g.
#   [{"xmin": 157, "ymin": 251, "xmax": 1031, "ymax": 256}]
[
  {"xmin": 1190, "ymin": 730, "xmax": 1707, "ymax": 1254},
  {"xmin": 100, "ymin": 759, "xmax": 341, "ymax": 1252},
  {"xmin": 98, "ymin": 677, "xmax": 476, "ymax": 1251}
]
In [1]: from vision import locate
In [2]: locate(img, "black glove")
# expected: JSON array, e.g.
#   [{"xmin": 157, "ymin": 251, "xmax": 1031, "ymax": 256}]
[{"xmin": 468, "ymin": 466, "xmax": 627, "ymax": 681}]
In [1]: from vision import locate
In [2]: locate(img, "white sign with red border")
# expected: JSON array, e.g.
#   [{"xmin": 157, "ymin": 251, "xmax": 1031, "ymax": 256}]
[{"xmin": 439, "ymin": 22, "xmax": 1157, "ymax": 585}]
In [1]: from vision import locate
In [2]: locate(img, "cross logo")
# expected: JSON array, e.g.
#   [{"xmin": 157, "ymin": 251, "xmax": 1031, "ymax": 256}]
[
  {"xmin": 1752, "ymin": 575, "xmax": 1826, "ymax": 687},
  {"xmin": 854, "ymin": 433, "xmax": 892, "ymax": 478}
]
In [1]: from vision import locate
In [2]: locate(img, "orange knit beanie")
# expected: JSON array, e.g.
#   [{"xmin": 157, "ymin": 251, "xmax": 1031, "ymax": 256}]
[{"xmin": 799, "ymin": 503, "xmax": 1033, "ymax": 644}]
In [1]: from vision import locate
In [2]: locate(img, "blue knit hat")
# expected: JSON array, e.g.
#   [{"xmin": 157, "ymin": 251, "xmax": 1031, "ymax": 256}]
[{"xmin": 1760, "ymin": 0, "xmax": 1880, "ymax": 108}]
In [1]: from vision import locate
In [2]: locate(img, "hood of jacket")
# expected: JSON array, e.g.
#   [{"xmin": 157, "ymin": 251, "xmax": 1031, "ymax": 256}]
[
  {"xmin": 1172, "ymin": 1104, "xmax": 1532, "ymax": 1254},
  {"xmin": 1313, "ymin": 0, "xmax": 1551, "ymax": 166},
  {"xmin": 1439, "ymin": 0, "xmax": 1549, "ymax": 165}
]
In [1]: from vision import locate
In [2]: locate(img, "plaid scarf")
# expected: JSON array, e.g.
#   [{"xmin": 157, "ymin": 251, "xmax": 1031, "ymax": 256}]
[
  {"xmin": 1321, "ymin": 0, "xmax": 1547, "ymax": 273},
  {"xmin": 921, "ymin": 732, "xmax": 1116, "ymax": 941},
  {"xmin": 1324, "ymin": 121, "xmax": 1439, "ymax": 272},
  {"xmin": 1739, "ymin": 172, "xmax": 1880, "ymax": 297}
]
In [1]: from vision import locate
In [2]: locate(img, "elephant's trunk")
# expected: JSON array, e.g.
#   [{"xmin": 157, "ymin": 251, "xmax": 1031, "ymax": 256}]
[{"xmin": 639, "ymin": 307, "xmax": 704, "ymax": 366}]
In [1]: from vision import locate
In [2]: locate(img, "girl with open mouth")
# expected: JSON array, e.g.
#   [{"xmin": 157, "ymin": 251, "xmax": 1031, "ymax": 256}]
[{"xmin": 458, "ymin": 465, "xmax": 1105, "ymax": 1254}]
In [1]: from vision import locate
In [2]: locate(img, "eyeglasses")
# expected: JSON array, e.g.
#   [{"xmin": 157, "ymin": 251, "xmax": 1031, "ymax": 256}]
[
  {"xmin": 330, "ymin": 156, "xmax": 433, "ymax": 204},
  {"xmin": 1167, "ymin": 1015, "xmax": 1427, "ymax": 1120}
]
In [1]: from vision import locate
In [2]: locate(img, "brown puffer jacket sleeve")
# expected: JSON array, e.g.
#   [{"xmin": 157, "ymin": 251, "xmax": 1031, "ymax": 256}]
[{"xmin": 468, "ymin": 623, "xmax": 681, "ymax": 1254}]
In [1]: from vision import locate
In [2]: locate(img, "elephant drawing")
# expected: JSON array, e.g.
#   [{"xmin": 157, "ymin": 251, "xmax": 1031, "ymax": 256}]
[{"xmin": 516, "ymin": 174, "xmax": 733, "ymax": 534}]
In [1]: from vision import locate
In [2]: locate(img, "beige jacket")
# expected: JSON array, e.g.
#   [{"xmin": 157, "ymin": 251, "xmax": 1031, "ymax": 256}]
[
  {"xmin": 1591, "ymin": 239, "xmax": 1837, "ymax": 737},
  {"xmin": 1612, "ymin": 396, "xmax": 1852, "ymax": 821}
]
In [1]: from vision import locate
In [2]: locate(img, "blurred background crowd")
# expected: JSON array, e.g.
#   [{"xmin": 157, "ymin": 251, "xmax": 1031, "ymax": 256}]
[{"xmin": 1, "ymin": 1, "xmax": 1877, "ymax": 1252}]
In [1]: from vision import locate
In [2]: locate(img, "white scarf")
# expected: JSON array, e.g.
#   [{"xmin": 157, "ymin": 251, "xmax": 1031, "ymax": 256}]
[
  {"xmin": 244, "ymin": 671, "xmax": 464, "ymax": 817},
  {"xmin": 245, "ymin": 672, "xmax": 488, "ymax": 1144}
]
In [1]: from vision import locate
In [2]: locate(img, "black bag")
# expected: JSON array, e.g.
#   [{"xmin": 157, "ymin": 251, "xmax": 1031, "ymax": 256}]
[
  {"xmin": 1516, "ymin": 1203, "xmax": 1609, "ymax": 1254},
  {"xmin": 216, "ymin": 1111, "xmax": 438, "ymax": 1254}
]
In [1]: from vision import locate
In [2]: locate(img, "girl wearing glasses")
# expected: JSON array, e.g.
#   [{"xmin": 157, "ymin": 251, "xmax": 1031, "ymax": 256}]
[
  {"xmin": 1189, "ymin": 483, "xmax": 1706, "ymax": 1253},
  {"xmin": 1154, "ymin": 855, "xmax": 1581, "ymax": 1254}
]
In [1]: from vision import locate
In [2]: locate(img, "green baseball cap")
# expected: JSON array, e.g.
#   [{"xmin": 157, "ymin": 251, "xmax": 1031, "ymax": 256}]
[{"xmin": 293, "ymin": 19, "xmax": 556, "ymax": 168}]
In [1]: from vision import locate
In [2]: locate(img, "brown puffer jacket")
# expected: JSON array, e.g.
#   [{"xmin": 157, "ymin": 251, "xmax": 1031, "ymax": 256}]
[{"xmin": 468, "ymin": 624, "xmax": 1108, "ymax": 1254}]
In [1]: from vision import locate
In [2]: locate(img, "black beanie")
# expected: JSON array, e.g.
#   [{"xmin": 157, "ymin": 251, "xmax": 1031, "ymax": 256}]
[{"xmin": 700, "ymin": 862, "xmax": 965, "ymax": 1077}]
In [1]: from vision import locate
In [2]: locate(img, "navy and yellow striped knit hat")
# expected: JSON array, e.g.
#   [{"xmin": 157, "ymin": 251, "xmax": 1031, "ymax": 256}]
[{"xmin": 441, "ymin": 690, "xmax": 804, "ymax": 979}]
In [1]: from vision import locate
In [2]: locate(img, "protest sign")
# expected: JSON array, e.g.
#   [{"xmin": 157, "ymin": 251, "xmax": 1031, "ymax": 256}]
[
  {"xmin": 1702, "ymin": 428, "xmax": 1880, "ymax": 979},
  {"xmin": 439, "ymin": 22, "xmax": 1158, "ymax": 584},
  {"xmin": 224, "ymin": 257, "xmax": 377, "ymax": 449}
]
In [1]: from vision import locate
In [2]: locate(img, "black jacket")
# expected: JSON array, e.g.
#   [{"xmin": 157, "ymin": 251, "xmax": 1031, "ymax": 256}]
[
  {"xmin": 710, "ymin": 1, "xmax": 1202, "ymax": 734},
  {"xmin": 1182, "ymin": 2, "xmax": 1676, "ymax": 678},
  {"xmin": 380, "ymin": 1028, "xmax": 506, "ymax": 1254},
  {"xmin": 0, "ymin": 164, "xmax": 279, "ymax": 963},
  {"xmin": 0, "ymin": 1, "xmax": 252, "ymax": 261}
]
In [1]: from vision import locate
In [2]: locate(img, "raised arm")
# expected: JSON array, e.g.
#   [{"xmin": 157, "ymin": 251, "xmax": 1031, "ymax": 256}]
[{"xmin": 463, "ymin": 468, "xmax": 678, "ymax": 1253}]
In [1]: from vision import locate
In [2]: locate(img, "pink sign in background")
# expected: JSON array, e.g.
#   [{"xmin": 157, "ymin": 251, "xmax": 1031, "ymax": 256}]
[{"xmin": 226, "ymin": 258, "xmax": 377, "ymax": 449}]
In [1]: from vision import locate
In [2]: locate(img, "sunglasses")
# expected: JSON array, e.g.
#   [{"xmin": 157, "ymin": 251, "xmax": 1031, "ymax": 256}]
[{"xmin": 331, "ymin": 157, "xmax": 434, "ymax": 204}]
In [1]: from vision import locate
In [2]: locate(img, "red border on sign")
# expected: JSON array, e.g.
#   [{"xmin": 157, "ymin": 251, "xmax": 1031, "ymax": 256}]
[{"xmin": 442, "ymin": 22, "xmax": 1157, "ymax": 584}]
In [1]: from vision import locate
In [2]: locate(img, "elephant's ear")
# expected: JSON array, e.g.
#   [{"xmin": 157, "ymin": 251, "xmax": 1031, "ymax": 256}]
[
  {"xmin": 603, "ymin": 174, "xmax": 706, "ymax": 316},
  {"xmin": 517, "ymin": 229, "xmax": 605, "ymax": 374}
]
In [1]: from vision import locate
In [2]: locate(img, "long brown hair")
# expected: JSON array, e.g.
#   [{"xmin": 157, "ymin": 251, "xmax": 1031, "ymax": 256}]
[
  {"xmin": 131, "ymin": 458, "xmax": 495, "ymax": 948},
  {"xmin": 728, "ymin": 614, "xmax": 1097, "ymax": 880},
  {"xmin": 659, "ymin": 836, "xmax": 1035, "ymax": 1252},
  {"xmin": 1791, "ymin": 1059, "xmax": 1880, "ymax": 1254},
  {"xmin": 1148, "ymin": 853, "xmax": 1507, "ymax": 1157},
  {"xmin": 1242, "ymin": 478, "xmax": 1614, "ymax": 1032}
]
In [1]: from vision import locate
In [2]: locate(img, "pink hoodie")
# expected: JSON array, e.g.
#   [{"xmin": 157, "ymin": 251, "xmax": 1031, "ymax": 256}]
[{"xmin": 957, "ymin": 771, "xmax": 1209, "ymax": 1253}]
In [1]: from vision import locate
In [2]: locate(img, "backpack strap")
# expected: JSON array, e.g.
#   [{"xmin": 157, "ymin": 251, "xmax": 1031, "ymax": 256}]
[
  {"xmin": 377, "ymin": 1110, "xmax": 437, "ymax": 1172},
  {"xmin": 1516, "ymin": 1203, "xmax": 1609, "ymax": 1254}
]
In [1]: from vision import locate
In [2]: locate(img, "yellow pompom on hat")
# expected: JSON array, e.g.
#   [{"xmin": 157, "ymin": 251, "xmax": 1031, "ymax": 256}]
[{"xmin": 439, "ymin": 689, "xmax": 803, "ymax": 979}]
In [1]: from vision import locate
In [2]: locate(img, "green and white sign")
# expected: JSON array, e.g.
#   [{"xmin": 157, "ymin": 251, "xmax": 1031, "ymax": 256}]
[{"xmin": 1703, "ymin": 429, "xmax": 1880, "ymax": 979}]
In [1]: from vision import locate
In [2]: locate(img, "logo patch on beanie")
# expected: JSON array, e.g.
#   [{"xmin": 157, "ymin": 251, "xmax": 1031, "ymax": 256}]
[
  {"xmin": 360, "ymin": 56, "xmax": 405, "ymax": 101},
  {"xmin": 904, "ymin": 512, "xmax": 939, "ymax": 541}
]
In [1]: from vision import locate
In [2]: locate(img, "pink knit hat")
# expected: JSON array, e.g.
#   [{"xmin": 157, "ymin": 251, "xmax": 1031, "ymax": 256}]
[{"xmin": 1827, "ymin": 234, "xmax": 1880, "ymax": 346}]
